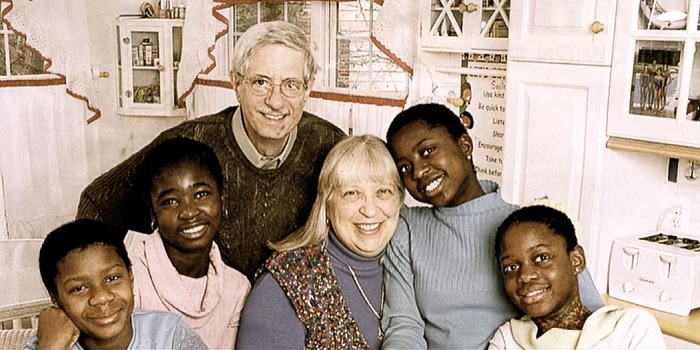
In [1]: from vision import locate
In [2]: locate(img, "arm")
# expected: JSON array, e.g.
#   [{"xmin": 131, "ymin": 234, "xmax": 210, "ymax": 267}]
[
  {"xmin": 76, "ymin": 127, "xmax": 190, "ymax": 237},
  {"xmin": 577, "ymin": 268, "xmax": 604, "ymax": 311},
  {"xmin": 34, "ymin": 306, "xmax": 80, "ymax": 350},
  {"xmin": 624, "ymin": 309, "xmax": 666, "ymax": 349},
  {"xmin": 381, "ymin": 217, "xmax": 427, "ymax": 349},
  {"xmin": 236, "ymin": 272, "xmax": 306, "ymax": 349},
  {"xmin": 487, "ymin": 324, "xmax": 510, "ymax": 350}
]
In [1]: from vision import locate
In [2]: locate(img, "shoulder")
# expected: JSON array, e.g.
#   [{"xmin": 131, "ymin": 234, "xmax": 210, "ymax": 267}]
[
  {"xmin": 132, "ymin": 309, "xmax": 182, "ymax": 325},
  {"xmin": 223, "ymin": 265, "xmax": 252, "ymax": 292},
  {"xmin": 266, "ymin": 245, "xmax": 324, "ymax": 270},
  {"xmin": 298, "ymin": 111, "xmax": 346, "ymax": 141}
]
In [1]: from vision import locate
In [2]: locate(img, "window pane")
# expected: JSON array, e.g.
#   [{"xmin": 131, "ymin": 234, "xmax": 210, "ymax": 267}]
[
  {"xmin": 261, "ymin": 3, "xmax": 285, "ymax": 22},
  {"xmin": 234, "ymin": 4, "xmax": 258, "ymax": 33},
  {"xmin": 287, "ymin": 2, "xmax": 311, "ymax": 33},
  {"xmin": 0, "ymin": 35, "xmax": 6, "ymax": 76},
  {"xmin": 335, "ymin": 0, "xmax": 408, "ymax": 93},
  {"xmin": 9, "ymin": 35, "xmax": 43, "ymax": 75}
]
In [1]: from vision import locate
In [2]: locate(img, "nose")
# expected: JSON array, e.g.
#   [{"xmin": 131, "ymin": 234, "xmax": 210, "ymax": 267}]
[
  {"xmin": 517, "ymin": 263, "xmax": 539, "ymax": 283},
  {"xmin": 359, "ymin": 195, "xmax": 378, "ymax": 217},
  {"xmin": 89, "ymin": 284, "xmax": 115, "ymax": 306},
  {"xmin": 412, "ymin": 161, "xmax": 429, "ymax": 180},
  {"xmin": 178, "ymin": 198, "xmax": 200, "ymax": 220},
  {"xmin": 264, "ymin": 84, "xmax": 285, "ymax": 109}
]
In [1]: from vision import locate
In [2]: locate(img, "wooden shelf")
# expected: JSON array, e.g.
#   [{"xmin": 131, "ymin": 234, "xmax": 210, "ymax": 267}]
[{"xmin": 607, "ymin": 136, "xmax": 700, "ymax": 161}]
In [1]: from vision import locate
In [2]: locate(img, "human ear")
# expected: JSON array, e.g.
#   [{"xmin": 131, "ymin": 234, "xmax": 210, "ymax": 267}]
[
  {"xmin": 303, "ymin": 78, "xmax": 316, "ymax": 101},
  {"xmin": 570, "ymin": 245, "xmax": 586, "ymax": 274},
  {"xmin": 230, "ymin": 71, "xmax": 241, "ymax": 100},
  {"xmin": 458, "ymin": 134, "xmax": 474, "ymax": 158}
]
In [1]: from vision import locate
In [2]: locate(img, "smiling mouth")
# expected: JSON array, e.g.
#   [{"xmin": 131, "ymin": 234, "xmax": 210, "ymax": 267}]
[
  {"xmin": 356, "ymin": 222, "xmax": 381, "ymax": 233},
  {"xmin": 260, "ymin": 110, "xmax": 285, "ymax": 121},
  {"xmin": 519, "ymin": 287, "xmax": 549, "ymax": 305},
  {"xmin": 181, "ymin": 224, "xmax": 208, "ymax": 238},
  {"xmin": 90, "ymin": 309, "xmax": 122, "ymax": 326},
  {"xmin": 422, "ymin": 175, "xmax": 444, "ymax": 193}
]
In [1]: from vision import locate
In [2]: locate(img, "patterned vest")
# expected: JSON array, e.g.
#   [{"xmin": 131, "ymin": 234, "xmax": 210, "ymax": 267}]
[{"xmin": 265, "ymin": 245, "xmax": 370, "ymax": 350}]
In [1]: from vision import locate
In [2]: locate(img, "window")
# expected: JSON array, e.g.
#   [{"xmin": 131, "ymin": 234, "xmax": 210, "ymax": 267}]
[
  {"xmin": 208, "ymin": 1, "xmax": 408, "ymax": 96},
  {"xmin": 0, "ymin": 3, "xmax": 45, "ymax": 78}
]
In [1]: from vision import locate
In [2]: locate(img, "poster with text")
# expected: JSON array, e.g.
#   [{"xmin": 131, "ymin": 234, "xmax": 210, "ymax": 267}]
[{"xmin": 460, "ymin": 53, "xmax": 507, "ymax": 184}]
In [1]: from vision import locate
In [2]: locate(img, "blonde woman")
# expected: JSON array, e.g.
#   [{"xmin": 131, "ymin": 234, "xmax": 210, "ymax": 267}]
[{"xmin": 237, "ymin": 134, "xmax": 404, "ymax": 350}]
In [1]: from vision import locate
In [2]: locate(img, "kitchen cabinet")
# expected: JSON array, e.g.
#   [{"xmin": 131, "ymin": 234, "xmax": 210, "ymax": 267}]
[
  {"xmin": 500, "ymin": 1, "xmax": 615, "ymax": 250},
  {"xmin": 501, "ymin": 61, "xmax": 609, "ymax": 243},
  {"xmin": 115, "ymin": 18, "xmax": 185, "ymax": 117},
  {"xmin": 507, "ymin": 0, "xmax": 616, "ymax": 65},
  {"xmin": 421, "ymin": 0, "xmax": 510, "ymax": 52},
  {"xmin": 607, "ymin": 0, "xmax": 700, "ymax": 148}
]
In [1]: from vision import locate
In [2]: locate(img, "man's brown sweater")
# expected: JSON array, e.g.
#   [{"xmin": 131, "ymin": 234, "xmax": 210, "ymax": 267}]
[{"xmin": 77, "ymin": 106, "xmax": 345, "ymax": 280}]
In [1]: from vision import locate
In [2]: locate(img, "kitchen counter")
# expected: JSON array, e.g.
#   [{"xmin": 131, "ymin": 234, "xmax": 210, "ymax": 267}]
[{"xmin": 603, "ymin": 294, "xmax": 700, "ymax": 345}]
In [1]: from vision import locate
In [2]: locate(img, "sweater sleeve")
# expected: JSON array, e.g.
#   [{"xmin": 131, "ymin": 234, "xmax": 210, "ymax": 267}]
[
  {"xmin": 76, "ymin": 126, "xmax": 190, "ymax": 238},
  {"xmin": 381, "ymin": 216, "xmax": 428, "ymax": 349},
  {"xmin": 236, "ymin": 272, "xmax": 306, "ymax": 349}
]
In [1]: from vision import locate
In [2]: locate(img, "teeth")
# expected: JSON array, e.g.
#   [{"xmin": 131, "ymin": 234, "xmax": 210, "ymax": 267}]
[
  {"xmin": 182, "ymin": 224, "xmax": 205, "ymax": 234},
  {"xmin": 525, "ymin": 289, "xmax": 544, "ymax": 297},
  {"xmin": 357, "ymin": 223, "xmax": 380, "ymax": 232},
  {"xmin": 424, "ymin": 176, "xmax": 443, "ymax": 193},
  {"xmin": 260, "ymin": 111, "xmax": 284, "ymax": 120}
]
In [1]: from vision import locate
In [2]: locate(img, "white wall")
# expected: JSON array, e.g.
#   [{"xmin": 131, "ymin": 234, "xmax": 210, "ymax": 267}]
[
  {"xmin": 591, "ymin": 149, "xmax": 700, "ymax": 291},
  {"xmin": 85, "ymin": 1, "xmax": 186, "ymax": 178}
]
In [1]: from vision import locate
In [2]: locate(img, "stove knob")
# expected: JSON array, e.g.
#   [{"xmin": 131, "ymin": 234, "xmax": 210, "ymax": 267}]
[
  {"xmin": 659, "ymin": 291, "xmax": 671, "ymax": 303},
  {"xmin": 622, "ymin": 282, "xmax": 634, "ymax": 293}
]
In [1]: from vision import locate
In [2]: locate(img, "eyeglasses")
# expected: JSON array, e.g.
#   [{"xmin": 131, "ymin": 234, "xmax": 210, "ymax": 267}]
[{"xmin": 238, "ymin": 75, "xmax": 307, "ymax": 98}]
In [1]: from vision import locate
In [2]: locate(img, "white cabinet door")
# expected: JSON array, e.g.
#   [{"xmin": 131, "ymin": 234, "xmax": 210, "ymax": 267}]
[
  {"xmin": 501, "ymin": 61, "xmax": 609, "ymax": 240},
  {"xmin": 421, "ymin": 0, "xmax": 510, "ymax": 52},
  {"xmin": 507, "ymin": 0, "xmax": 616, "ymax": 65}
]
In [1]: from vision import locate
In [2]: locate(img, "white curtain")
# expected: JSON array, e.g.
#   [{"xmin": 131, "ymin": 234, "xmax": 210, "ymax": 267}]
[
  {"xmin": 0, "ymin": 86, "xmax": 90, "ymax": 239},
  {"xmin": 4, "ymin": 0, "xmax": 100, "ymax": 122}
]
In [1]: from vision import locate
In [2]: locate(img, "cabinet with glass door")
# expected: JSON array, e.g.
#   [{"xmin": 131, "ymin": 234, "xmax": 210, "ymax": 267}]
[
  {"xmin": 115, "ymin": 18, "xmax": 185, "ymax": 117},
  {"xmin": 607, "ymin": 0, "xmax": 700, "ymax": 148},
  {"xmin": 421, "ymin": 0, "xmax": 510, "ymax": 52}
]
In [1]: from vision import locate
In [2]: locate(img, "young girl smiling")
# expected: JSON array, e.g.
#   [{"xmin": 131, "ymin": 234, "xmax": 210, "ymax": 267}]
[
  {"xmin": 381, "ymin": 103, "xmax": 604, "ymax": 349},
  {"xmin": 490, "ymin": 205, "xmax": 665, "ymax": 349},
  {"xmin": 129, "ymin": 138, "xmax": 250, "ymax": 349}
]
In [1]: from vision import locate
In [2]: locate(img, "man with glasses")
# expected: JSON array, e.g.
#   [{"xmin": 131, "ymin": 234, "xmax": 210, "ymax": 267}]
[{"xmin": 76, "ymin": 21, "xmax": 345, "ymax": 282}]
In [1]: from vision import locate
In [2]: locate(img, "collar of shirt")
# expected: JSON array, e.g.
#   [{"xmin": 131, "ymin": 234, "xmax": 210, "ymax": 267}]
[{"xmin": 231, "ymin": 107, "xmax": 298, "ymax": 169}]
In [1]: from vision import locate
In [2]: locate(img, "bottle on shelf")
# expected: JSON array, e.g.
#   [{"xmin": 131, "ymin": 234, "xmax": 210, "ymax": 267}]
[{"xmin": 141, "ymin": 38, "xmax": 153, "ymax": 66}]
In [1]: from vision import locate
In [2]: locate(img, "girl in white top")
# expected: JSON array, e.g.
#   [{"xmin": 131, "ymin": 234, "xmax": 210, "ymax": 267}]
[{"xmin": 490, "ymin": 205, "xmax": 665, "ymax": 349}]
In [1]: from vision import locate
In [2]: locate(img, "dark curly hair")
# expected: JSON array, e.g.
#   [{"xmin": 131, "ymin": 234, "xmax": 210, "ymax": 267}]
[
  {"xmin": 39, "ymin": 219, "xmax": 131, "ymax": 296},
  {"xmin": 495, "ymin": 205, "xmax": 578, "ymax": 257}
]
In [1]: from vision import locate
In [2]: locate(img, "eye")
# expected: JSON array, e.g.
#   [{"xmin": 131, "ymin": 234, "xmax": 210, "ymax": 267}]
[
  {"xmin": 284, "ymin": 79, "xmax": 303, "ymax": 92},
  {"xmin": 534, "ymin": 254, "xmax": 550, "ymax": 263},
  {"xmin": 421, "ymin": 147, "xmax": 434, "ymax": 157},
  {"xmin": 502, "ymin": 263, "xmax": 519, "ymax": 273},
  {"xmin": 377, "ymin": 187, "xmax": 394, "ymax": 199},
  {"xmin": 106, "ymin": 274, "xmax": 121, "ymax": 283},
  {"xmin": 252, "ymin": 78, "xmax": 271, "ymax": 88},
  {"xmin": 195, "ymin": 190, "xmax": 211, "ymax": 200},
  {"xmin": 159, "ymin": 197, "xmax": 178, "ymax": 207},
  {"xmin": 342, "ymin": 189, "xmax": 361, "ymax": 201},
  {"xmin": 398, "ymin": 164, "xmax": 411, "ymax": 175},
  {"xmin": 69, "ymin": 285, "xmax": 87, "ymax": 294}
]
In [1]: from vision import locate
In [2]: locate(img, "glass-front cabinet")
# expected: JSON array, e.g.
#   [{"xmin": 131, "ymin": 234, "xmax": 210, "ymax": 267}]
[
  {"xmin": 421, "ymin": 0, "xmax": 510, "ymax": 51},
  {"xmin": 608, "ymin": 0, "xmax": 700, "ymax": 147},
  {"xmin": 115, "ymin": 18, "xmax": 185, "ymax": 117}
]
